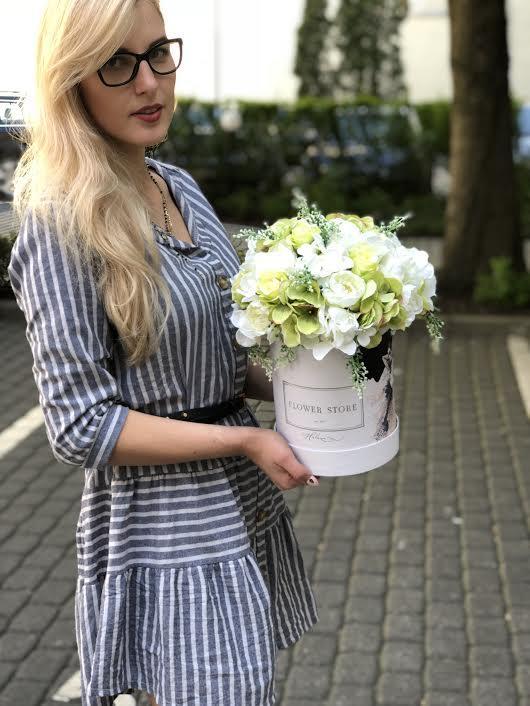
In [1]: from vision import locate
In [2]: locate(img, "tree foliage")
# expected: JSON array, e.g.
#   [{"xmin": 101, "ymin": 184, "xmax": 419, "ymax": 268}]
[
  {"xmin": 294, "ymin": 0, "xmax": 333, "ymax": 98},
  {"xmin": 332, "ymin": 0, "xmax": 407, "ymax": 100}
]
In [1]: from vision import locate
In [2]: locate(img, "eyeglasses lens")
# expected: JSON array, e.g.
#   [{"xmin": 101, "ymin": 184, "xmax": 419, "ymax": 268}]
[{"xmin": 100, "ymin": 40, "xmax": 181, "ymax": 86}]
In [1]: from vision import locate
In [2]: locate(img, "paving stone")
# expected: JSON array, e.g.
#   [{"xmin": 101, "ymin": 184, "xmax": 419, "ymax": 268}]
[
  {"xmin": 390, "ymin": 544, "xmax": 424, "ymax": 566},
  {"xmin": 504, "ymin": 564, "xmax": 530, "ymax": 585},
  {"xmin": 465, "ymin": 567, "xmax": 502, "ymax": 593},
  {"xmin": 427, "ymin": 554, "xmax": 462, "ymax": 581},
  {"xmin": 21, "ymin": 544, "xmax": 65, "ymax": 569},
  {"xmin": 8, "ymin": 602, "xmax": 59, "ymax": 634},
  {"xmin": 48, "ymin": 555, "xmax": 77, "ymax": 581},
  {"xmin": 333, "ymin": 652, "xmax": 378, "ymax": 686},
  {"xmin": 15, "ymin": 647, "xmax": 71, "ymax": 681},
  {"xmin": 360, "ymin": 516, "xmax": 393, "ymax": 534},
  {"xmin": 465, "ymin": 592, "xmax": 505, "ymax": 618},
  {"xmin": 508, "ymin": 607, "xmax": 530, "ymax": 633},
  {"xmin": 0, "ymin": 662, "xmax": 16, "ymax": 690},
  {"xmin": 376, "ymin": 671, "xmax": 422, "ymax": 705},
  {"xmin": 423, "ymin": 692, "xmax": 471, "ymax": 705},
  {"xmin": 352, "ymin": 552, "xmax": 388, "ymax": 575},
  {"xmin": 357, "ymin": 534, "xmax": 390, "ymax": 553},
  {"xmin": 467, "ymin": 616, "xmax": 510, "ymax": 646},
  {"xmin": 316, "ymin": 539, "xmax": 354, "ymax": 561},
  {"xmin": 387, "ymin": 588, "xmax": 424, "ymax": 614},
  {"xmin": 383, "ymin": 613, "xmax": 424, "ymax": 643},
  {"xmin": 464, "ymin": 548, "xmax": 499, "ymax": 570},
  {"xmin": 30, "ymin": 579, "xmax": 75, "ymax": 606},
  {"xmin": 1, "ymin": 566, "xmax": 47, "ymax": 591},
  {"xmin": 380, "ymin": 640, "xmax": 423, "ymax": 673},
  {"xmin": 426, "ymin": 602, "xmax": 465, "ymax": 630},
  {"xmin": 345, "ymin": 596, "xmax": 385, "ymax": 624},
  {"xmin": 312, "ymin": 582, "xmax": 347, "ymax": 608},
  {"xmin": 293, "ymin": 633, "xmax": 336, "ymax": 666},
  {"xmin": 426, "ymin": 578, "xmax": 463, "ymax": 603},
  {"xmin": 469, "ymin": 646, "xmax": 514, "ymax": 677},
  {"xmin": 327, "ymin": 684, "xmax": 374, "ymax": 706},
  {"xmin": 388, "ymin": 565, "xmax": 424, "ymax": 589},
  {"xmin": 513, "ymin": 632, "xmax": 530, "ymax": 663},
  {"xmin": 425, "ymin": 658, "xmax": 467, "ymax": 693},
  {"xmin": 0, "ymin": 588, "xmax": 32, "ymax": 618},
  {"xmin": 0, "ymin": 532, "xmax": 42, "ymax": 555},
  {"xmin": 311, "ymin": 604, "xmax": 342, "ymax": 634},
  {"xmin": 313, "ymin": 559, "xmax": 351, "ymax": 583},
  {"xmin": 0, "ymin": 630, "xmax": 40, "ymax": 662},
  {"xmin": 0, "ymin": 553, "xmax": 22, "ymax": 582},
  {"xmin": 504, "ymin": 582, "xmax": 530, "ymax": 608},
  {"xmin": 517, "ymin": 665, "xmax": 530, "ymax": 695},
  {"xmin": 349, "ymin": 574, "xmax": 386, "ymax": 597},
  {"xmin": 283, "ymin": 664, "xmax": 330, "ymax": 700},
  {"xmin": 0, "ymin": 678, "xmax": 47, "ymax": 706},
  {"xmin": 339, "ymin": 623, "xmax": 381, "ymax": 654},
  {"xmin": 470, "ymin": 677, "xmax": 517, "ymax": 706},
  {"xmin": 39, "ymin": 618, "xmax": 77, "ymax": 649},
  {"xmin": 426, "ymin": 627, "xmax": 467, "ymax": 660}
]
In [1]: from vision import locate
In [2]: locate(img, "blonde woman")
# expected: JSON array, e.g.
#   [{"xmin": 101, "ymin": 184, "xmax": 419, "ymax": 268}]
[{"xmin": 7, "ymin": 1, "xmax": 320, "ymax": 704}]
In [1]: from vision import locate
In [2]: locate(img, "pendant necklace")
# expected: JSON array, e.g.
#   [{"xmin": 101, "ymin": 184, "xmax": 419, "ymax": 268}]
[{"xmin": 146, "ymin": 164, "xmax": 174, "ymax": 241}]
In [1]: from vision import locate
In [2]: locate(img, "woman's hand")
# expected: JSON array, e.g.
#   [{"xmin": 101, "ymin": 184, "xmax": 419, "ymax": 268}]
[{"xmin": 241, "ymin": 427, "xmax": 319, "ymax": 490}]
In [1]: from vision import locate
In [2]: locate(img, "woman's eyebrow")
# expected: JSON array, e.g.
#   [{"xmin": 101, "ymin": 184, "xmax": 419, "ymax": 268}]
[{"xmin": 116, "ymin": 35, "xmax": 168, "ymax": 53}]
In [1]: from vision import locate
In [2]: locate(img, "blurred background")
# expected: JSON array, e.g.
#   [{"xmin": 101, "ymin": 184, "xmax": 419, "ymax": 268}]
[{"xmin": 1, "ymin": 0, "xmax": 530, "ymax": 311}]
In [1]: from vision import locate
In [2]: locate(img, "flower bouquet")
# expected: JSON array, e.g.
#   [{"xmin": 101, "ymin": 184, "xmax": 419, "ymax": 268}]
[{"xmin": 229, "ymin": 192, "xmax": 445, "ymax": 477}]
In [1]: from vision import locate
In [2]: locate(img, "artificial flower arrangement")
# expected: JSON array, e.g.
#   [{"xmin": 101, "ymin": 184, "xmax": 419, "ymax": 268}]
[
  {"xmin": 229, "ymin": 190, "xmax": 445, "ymax": 397},
  {"xmin": 228, "ymin": 191, "xmax": 445, "ymax": 476}
]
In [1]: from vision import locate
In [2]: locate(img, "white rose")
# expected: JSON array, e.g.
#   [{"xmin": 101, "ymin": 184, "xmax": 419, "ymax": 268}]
[
  {"xmin": 322, "ymin": 271, "xmax": 366, "ymax": 307},
  {"xmin": 230, "ymin": 301, "xmax": 271, "ymax": 346}
]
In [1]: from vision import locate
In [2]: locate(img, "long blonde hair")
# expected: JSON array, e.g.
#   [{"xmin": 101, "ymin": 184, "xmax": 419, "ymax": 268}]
[{"xmin": 13, "ymin": 0, "xmax": 175, "ymax": 367}]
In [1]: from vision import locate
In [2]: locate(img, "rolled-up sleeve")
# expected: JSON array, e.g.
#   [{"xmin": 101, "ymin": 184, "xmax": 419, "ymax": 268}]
[{"xmin": 7, "ymin": 210, "xmax": 130, "ymax": 468}]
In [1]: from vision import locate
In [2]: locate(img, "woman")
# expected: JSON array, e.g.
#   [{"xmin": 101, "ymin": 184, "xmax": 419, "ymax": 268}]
[{"xmin": 7, "ymin": 1, "xmax": 320, "ymax": 704}]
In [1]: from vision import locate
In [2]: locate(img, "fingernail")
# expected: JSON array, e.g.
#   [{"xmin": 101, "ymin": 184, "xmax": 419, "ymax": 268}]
[{"xmin": 306, "ymin": 475, "xmax": 319, "ymax": 486}]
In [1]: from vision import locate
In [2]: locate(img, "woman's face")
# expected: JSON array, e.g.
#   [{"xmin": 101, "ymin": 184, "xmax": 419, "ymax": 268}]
[{"xmin": 79, "ymin": 0, "xmax": 176, "ymax": 154}]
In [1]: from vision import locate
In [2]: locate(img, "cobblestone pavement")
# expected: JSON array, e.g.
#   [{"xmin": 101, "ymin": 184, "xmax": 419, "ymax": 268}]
[{"xmin": 0, "ymin": 298, "xmax": 529, "ymax": 706}]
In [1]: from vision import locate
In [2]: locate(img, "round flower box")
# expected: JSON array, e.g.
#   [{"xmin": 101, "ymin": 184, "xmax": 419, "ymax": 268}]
[{"xmin": 271, "ymin": 330, "xmax": 399, "ymax": 477}]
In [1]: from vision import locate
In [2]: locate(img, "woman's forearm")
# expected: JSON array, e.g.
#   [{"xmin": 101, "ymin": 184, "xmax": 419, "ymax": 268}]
[{"xmin": 108, "ymin": 409, "xmax": 253, "ymax": 467}]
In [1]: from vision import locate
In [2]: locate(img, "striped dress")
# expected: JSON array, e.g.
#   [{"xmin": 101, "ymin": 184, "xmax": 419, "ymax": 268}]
[{"xmin": 7, "ymin": 157, "xmax": 319, "ymax": 706}]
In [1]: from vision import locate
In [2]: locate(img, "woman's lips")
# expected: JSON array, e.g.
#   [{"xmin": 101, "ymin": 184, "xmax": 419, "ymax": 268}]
[{"xmin": 132, "ymin": 107, "xmax": 162, "ymax": 123}]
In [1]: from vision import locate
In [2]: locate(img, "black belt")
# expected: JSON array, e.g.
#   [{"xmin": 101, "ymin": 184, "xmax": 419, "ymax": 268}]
[{"xmin": 161, "ymin": 393, "xmax": 246, "ymax": 423}]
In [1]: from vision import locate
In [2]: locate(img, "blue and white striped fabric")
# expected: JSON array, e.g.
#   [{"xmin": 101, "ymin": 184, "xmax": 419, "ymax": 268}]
[{"xmin": 7, "ymin": 157, "xmax": 319, "ymax": 706}]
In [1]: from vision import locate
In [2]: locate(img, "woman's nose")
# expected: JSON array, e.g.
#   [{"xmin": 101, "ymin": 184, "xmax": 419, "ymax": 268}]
[{"xmin": 134, "ymin": 59, "xmax": 159, "ymax": 90}]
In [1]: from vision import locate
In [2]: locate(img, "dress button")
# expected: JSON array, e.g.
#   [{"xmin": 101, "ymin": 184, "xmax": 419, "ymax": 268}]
[
  {"xmin": 256, "ymin": 509, "xmax": 267, "ymax": 522},
  {"xmin": 216, "ymin": 275, "xmax": 230, "ymax": 289}
]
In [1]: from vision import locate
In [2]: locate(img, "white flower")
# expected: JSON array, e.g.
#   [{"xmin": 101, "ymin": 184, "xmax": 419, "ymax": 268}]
[
  {"xmin": 232, "ymin": 270, "xmax": 258, "ymax": 303},
  {"xmin": 322, "ymin": 271, "xmax": 366, "ymax": 307},
  {"xmin": 230, "ymin": 301, "xmax": 271, "ymax": 346},
  {"xmin": 298, "ymin": 242, "xmax": 353, "ymax": 278},
  {"xmin": 254, "ymin": 242, "xmax": 297, "ymax": 277}
]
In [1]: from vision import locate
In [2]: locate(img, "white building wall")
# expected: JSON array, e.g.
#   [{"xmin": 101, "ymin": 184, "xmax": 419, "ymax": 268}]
[
  {"xmin": 1, "ymin": 0, "xmax": 529, "ymax": 104},
  {"xmin": 402, "ymin": 0, "xmax": 530, "ymax": 103}
]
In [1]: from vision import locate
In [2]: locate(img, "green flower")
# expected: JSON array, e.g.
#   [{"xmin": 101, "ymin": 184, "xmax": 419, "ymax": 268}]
[
  {"xmin": 288, "ymin": 219, "xmax": 320, "ymax": 249},
  {"xmin": 325, "ymin": 213, "xmax": 375, "ymax": 232}
]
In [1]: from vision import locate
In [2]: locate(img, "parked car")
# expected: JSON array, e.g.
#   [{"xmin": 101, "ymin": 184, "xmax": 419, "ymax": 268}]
[{"xmin": 0, "ymin": 92, "xmax": 25, "ymax": 200}]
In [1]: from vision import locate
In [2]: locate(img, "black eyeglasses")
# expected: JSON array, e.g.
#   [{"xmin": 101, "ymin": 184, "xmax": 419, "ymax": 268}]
[{"xmin": 97, "ymin": 38, "xmax": 183, "ymax": 87}]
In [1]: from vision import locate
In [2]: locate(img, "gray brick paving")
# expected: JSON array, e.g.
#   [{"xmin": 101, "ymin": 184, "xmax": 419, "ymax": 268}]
[{"xmin": 0, "ymin": 298, "xmax": 529, "ymax": 705}]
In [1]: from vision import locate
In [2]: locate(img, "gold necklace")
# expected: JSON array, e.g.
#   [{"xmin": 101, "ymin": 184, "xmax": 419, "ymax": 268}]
[{"xmin": 146, "ymin": 165, "xmax": 174, "ymax": 235}]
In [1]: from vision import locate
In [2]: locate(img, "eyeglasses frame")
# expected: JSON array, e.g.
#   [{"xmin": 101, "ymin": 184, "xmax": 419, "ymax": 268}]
[{"xmin": 97, "ymin": 37, "xmax": 183, "ymax": 87}]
